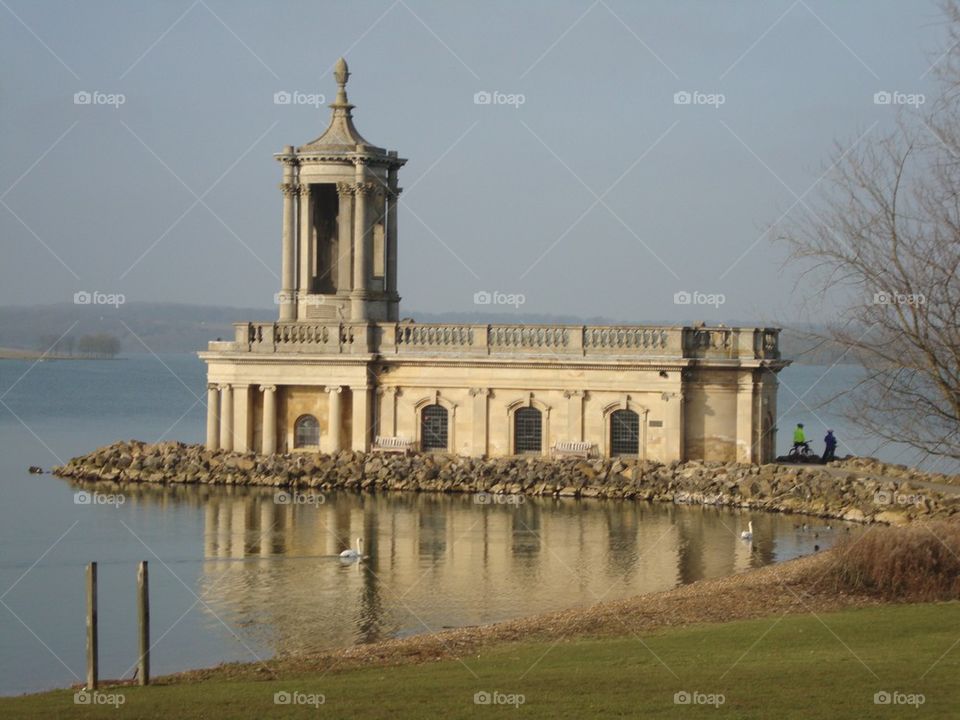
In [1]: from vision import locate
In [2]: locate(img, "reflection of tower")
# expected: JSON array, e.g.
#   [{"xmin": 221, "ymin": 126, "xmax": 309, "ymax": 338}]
[
  {"xmin": 333, "ymin": 496, "xmax": 353, "ymax": 554},
  {"xmin": 674, "ymin": 508, "xmax": 705, "ymax": 585},
  {"xmin": 203, "ymin": 491, "xmax": 293, "ymax": 558},
  {"xmin": 417, "ymin": 495, "xmax": 446, "ymax": 560},
  {"xmin": 510, "ymin": 502, "xmax": 541, "ymax": 562},
  {"xmin": 675, "ymin": 508, "xmax": 749, "ymax": 583},
  {"xmin": 749, "ymin": 516, "xmax": 777, "ymax": 568},
  {"xmin": 356, "ymin": 498, "xmax": 385, "ymax": 644},
  {"xmin": 604, "ymin": 503, "xmax": 639, "ymax": 577}
]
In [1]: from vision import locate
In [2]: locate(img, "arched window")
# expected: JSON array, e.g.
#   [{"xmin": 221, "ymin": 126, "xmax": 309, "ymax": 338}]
[
  {"xmin": 294, "ymin": 414, "xmax": 320, "ymax": 448},
  {"xmin": 514, "ymin": 406, "xmax": 543, "ymax": 454},
  {"xmin": 610, "ymin": 409, "xmax": 640, "ymax": 456},
  {"xmin": 420, "ymin": 404, "xmax": 448, "ymax": 451}
]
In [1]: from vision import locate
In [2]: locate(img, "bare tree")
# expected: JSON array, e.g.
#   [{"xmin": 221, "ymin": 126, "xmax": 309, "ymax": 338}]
[{"xmin": 781, "ymin": 2, "xmax": 960, "ymax": 461}]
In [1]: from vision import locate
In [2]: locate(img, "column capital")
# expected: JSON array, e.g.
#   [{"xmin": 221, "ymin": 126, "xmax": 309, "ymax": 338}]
[
  {"xmin": 354, "ymin": 181, "xmax": 375, "ymax": 197},
  {"xmin": 218, "ymin": 383, "xmax": 232, "ymax": 392},
  {"xmin": 469, "ymin": 387, "xmax": 491, "ymax": 398},
  {"xmin": 563, "ymin": 389, "xmax": 585, "ymax": 399},
  {"xmin": 378, "ymin": 386, "xmax": 399, "ymax": 397},
  {"xmin": 387, "ymin": 186, "xmax": 403, "ymax": 199},
  {"xmin": 279, "ymin": 182, "xmax": 299, "ymax": 197},
  {"xmin": 259, "ymin": 384, "xmax": 277, "ymax": 393},
  {"xmin": 326, "ymin": 385, "xmax": 343, "ymax": 395},
  {"xmin": 336, "ymin": 181, "xmax": 355, "ymax": 197},
  {"xmin": 298, "ymin": 184, "xmax": 311, "ymax": 197}
]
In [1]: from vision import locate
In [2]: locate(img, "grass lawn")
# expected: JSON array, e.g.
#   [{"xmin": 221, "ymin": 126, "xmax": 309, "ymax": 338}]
[{"xmin": 4, "ymin": 602, "xmax": 958, "ymax": 719}]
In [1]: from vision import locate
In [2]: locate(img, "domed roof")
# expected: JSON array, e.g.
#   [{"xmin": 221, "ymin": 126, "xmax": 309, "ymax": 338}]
[{"xmin": 298, "ymin": 57, "xmax": 385, "ymax": 155}]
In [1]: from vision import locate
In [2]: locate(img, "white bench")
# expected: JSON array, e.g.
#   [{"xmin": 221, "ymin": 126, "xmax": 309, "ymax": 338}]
[
  {"xmin": 551, "ymin": 441, "xmax": 594, "ymax": 458},
  {"xmin": 372, "ymin": 436, "xmax": 416, "ymax": 455}
]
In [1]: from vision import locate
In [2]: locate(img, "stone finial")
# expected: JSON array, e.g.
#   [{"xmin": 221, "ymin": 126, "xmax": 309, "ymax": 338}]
[{"xmin": 332, "ymin": 57, "xmax": 351, "ymax": 107}]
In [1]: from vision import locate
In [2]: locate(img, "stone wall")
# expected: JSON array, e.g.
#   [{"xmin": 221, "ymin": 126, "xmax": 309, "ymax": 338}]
[{"xmin": 51, "ymin": 440, "xmax": 960, "ymax": 525}]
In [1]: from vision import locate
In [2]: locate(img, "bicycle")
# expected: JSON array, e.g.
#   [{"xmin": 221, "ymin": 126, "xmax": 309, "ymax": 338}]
[{"xmin": 787, "ymin": 441, "xmax": 819, "ymax": 463}]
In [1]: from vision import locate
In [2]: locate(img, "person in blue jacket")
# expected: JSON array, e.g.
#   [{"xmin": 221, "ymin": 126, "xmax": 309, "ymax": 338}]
[{"xmin": 822, "ymin": 429, "xmax": 837, "ymax": 462}]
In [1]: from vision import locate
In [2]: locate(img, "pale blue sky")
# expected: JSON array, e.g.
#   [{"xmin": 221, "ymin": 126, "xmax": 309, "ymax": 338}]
[{"xmin": 0, "ymin": 0, "xmax": 948, "ymax": 322}]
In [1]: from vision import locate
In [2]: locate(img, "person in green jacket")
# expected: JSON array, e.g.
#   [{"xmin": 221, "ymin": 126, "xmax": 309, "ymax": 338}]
[{"xmin": 793, "ymin": 423, "xmax": 806, "ymax": 449}]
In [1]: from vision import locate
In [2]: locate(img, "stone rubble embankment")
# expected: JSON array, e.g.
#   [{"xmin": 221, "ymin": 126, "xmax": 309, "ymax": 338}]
[{"xmin": 52, "ymin": 440, "xmax": 960, "ymax": 525}]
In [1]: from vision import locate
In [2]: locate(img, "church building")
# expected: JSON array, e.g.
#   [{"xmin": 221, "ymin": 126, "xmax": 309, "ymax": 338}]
[{"xmin": 200, "ymin": 58, "xmax": 788, "ymax": 463}]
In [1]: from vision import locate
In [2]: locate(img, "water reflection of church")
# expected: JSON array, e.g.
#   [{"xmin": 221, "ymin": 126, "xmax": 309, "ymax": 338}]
[
  {"xmin": 194, "ymin": 490, "xmax": 786, "ymax": 655},
  {"xmin": 200, "ymin": 58, "xmax": 789, "ymax": 463}
]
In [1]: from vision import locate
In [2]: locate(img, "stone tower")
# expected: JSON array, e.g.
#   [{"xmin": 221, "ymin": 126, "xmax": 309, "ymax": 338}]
[{"xmin": 275, "ymin": 57, "xmax": 406, "ymax": 322}]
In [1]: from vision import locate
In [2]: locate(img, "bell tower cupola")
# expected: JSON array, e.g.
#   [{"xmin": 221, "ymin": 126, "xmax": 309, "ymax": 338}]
[{"xmin": 275, "ymin": 58, "xmax": 406, "ymax": 323}]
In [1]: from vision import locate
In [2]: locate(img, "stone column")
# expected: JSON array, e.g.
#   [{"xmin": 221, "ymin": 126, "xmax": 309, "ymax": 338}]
[
  {"xmin": 386, "ymin": 170, "xmax": 401, "ymax": 320},
  {"xmin": 351, "ymin": 385, "xmax": 371, "ymax": 452},
  {"xmin": 351, "ymin": 161, "xmax": 371, "ymax": 320},
  {"xmin": 326, "ymin": 386, "xmax": 342, "ymax": 454},
  {"xmin": 298, "ymin": 183, "xmax": 313, "ymax": 303},
  {"xmin": 736, "ymin": 371, "xmax": 756, "ymax": 463},
  {"xmin": 336, "ymin": 182, "xmax": 354, "ymax": 298},
  {"xmin": 278, "ymin": 146, "xmax": 298, "ymax": 321},
  {"xmin": 564, "ymin": 390, "xmax": 584, "ymax": 442},
  {"xmin": 206, "ymin": 385, "xmax": 220, "ymax": 450},
  {"xmin": 219, "ymin": 384, "xmax": 233, "ymax": 452},
  {"xmin": 261, "ymin": 385, "xmax": 277, "ymax": 455},
  {"xmin": 469, "ymin": 388, "xmax": 490, "ymax": 457},
  {"xmin": 232, "ymin": 385, "xmax": 251, "ymax": 453}
]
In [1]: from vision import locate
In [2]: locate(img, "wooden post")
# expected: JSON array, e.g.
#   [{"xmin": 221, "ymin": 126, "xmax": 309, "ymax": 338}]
[
  {"xmin": 137, "ymin": 561, "xmax": 150, "ymax": 686},
  {"xmin": 86, "ymin": 562, "xmax": 98, "ymax": 690}
]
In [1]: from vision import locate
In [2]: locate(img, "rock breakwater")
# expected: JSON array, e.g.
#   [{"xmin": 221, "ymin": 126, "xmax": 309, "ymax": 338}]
[{"xmin": 52, "ymin": 440, "xmax": 960, "ymax": 525}]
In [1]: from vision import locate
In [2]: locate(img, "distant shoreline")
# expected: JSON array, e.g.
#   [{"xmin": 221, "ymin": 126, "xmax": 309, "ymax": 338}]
[{"xmin": 0, "ymin": 347, "xmax": 116, "ymax": 361}]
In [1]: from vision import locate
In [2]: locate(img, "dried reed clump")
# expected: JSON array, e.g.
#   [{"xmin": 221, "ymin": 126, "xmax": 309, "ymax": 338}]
[{"xmin": 826, "ymin": 521, "xmax": 960, "ymax": 601}]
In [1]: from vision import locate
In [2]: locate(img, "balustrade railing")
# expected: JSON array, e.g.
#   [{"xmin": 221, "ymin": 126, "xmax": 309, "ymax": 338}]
[{"xmin": 222, "ymin": 321, "xmax": 781, "ymax": 360}]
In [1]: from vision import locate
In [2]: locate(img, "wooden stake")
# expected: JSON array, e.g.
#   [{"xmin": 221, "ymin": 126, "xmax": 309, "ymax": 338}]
[
  {"xmin": 137, "ymin": 561, "xmax": 149, "ymax": 686},
  {"xmin": 86, "ymin": 562, "xmax": 98, "ymax": 690}
]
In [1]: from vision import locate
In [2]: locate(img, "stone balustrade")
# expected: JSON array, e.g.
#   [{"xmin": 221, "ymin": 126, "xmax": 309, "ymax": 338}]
[{"xmin": 220, "ymin": 321, "xmax": 781, "ymax": 360}]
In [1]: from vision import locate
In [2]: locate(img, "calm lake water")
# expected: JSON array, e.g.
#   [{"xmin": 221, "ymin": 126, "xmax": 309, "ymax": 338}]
[{"xmin": 0, "ymin": 354, "xmax": 889, "ymax": 696}]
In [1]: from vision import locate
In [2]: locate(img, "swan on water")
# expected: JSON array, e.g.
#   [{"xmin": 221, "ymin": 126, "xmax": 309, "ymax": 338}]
[
  {"xmin": 339, "ymin": 537, "xmax": 364, "ymax": 561},
  {"xmin": 740, "ymin": 521, "xmax": 753, "ymax": 541}
]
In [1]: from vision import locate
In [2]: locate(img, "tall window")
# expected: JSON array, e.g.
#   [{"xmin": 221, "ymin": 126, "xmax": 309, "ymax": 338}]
[
  {"xmin": 294, "ymin": 414, "xmax": 320, "ymax": 448},
  {"xmin": 610, "ymin": 409, "xmax": 640, "ymax": 456},
  {"xmin": 514, "ymin": 407, "xmax": 543, "ymax": 454},
  {"xmin": 421, "ymin": 404, "xmax": 448, "ymax": 451}
]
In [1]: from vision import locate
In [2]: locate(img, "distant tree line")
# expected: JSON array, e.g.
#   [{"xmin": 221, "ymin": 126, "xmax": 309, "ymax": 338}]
[{"xmin": 37, "ymin": 333, "xmax": 121, "ymax": 358}]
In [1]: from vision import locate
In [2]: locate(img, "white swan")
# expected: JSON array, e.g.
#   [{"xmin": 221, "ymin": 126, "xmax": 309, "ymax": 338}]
[
  {"xmin": 339, "ymin": 537, "xmax": 364, "ymax": 561},
  {"xmin": 740, "ymin": 521, "xmax": 753, "ymax": 541}
]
